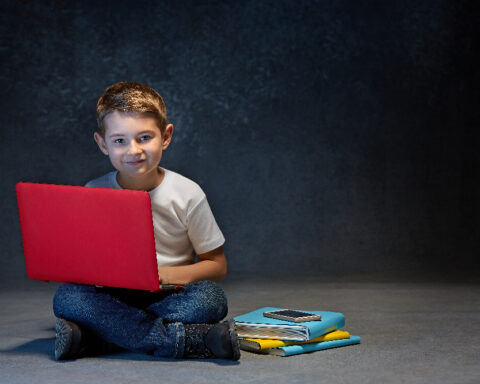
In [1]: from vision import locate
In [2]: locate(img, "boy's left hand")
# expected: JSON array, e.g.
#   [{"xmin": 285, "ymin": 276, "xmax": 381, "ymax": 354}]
[
  {"xmin": 157, "ymin": 246, "xmax": 227, "ymax": 285},
  {"xmin": 157, "ymin": 266, "xmax": 178, "ymax": 285}
]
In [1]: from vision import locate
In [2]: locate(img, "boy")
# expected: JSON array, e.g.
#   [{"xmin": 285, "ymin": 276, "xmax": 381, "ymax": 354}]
[{"xmin": 52, "ymin": 82, "xmax": 240, "ymax": 360}]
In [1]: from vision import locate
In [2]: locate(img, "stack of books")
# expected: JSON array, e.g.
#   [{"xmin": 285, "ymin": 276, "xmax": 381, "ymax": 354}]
[{"xmin": 234, "ymin": 307, "xmax": 361, "ymax": 357}]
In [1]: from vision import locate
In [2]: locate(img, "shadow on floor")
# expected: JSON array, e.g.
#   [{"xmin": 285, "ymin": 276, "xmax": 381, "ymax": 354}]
[
  {"xmin": 102, "ymin": 352, "xmax": 240, "ymax": 366},
  {"xmin": 1, "ymin": 337, "xmax": 54, "ymax": 358},
  {"xmin": 1, "ymin": 337, "xmax": 239, "ymax": 366}
]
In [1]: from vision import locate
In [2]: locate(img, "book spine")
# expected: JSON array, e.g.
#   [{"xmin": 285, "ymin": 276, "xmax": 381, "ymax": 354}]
[{"xmin": 269, "ymin": 335, "xmax": 362, "ymax": 356}]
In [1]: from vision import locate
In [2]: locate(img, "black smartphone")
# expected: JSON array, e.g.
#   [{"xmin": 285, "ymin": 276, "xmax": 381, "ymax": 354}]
[
  {"xmin": 159, "ymin": 284, "xmax": 184, "ymax": 291},
  {"xmin": 263, "ymin": 309, "xmax": 322, "ymax": 322}
]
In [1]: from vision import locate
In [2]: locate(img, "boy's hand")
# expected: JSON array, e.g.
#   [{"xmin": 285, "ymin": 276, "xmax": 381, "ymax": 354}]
[
  {"xmin": 157, "ymin": 266, "xmax": 177, "ymax": 285},
  {"xmin": 157, "ymin": 246, "xmax": 227, "ymax": 285}
]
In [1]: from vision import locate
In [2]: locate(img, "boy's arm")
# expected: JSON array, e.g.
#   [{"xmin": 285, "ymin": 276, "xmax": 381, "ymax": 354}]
[{"xmin": 157, "ymin": 246, "xmax": 227, "ymax": 285}]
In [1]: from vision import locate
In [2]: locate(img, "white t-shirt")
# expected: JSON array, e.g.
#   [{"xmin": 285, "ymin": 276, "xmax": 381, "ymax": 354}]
[{"xmin": 85, "ymin": 168, "xmax": 225, "ymax": 267}]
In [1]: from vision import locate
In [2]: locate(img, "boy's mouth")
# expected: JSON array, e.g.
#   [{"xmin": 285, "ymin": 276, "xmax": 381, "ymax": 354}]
[{"xmin": 125, "ymin": 159, "xmax": 146, "ymax": 165}]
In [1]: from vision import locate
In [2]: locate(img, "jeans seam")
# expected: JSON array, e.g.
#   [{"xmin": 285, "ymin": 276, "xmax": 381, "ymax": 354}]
[{"xmin": 174, "ymin": 322, "xmax": 185, "ymax": 358}]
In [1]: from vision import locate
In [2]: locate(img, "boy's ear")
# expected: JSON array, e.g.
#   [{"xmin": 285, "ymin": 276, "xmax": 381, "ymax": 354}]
[
  {"xmin": 162, "ymin": 124, "xmax": 174, "ymax": 150},
  {"xmin": 93, "ymin": 132, "xmax": 109, "ymax": 156}
]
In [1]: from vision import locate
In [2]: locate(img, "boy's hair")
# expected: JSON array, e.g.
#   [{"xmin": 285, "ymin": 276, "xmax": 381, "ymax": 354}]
[{"xmin": 96, "ymin": 82, "xmax": 167, "ymax": 136}]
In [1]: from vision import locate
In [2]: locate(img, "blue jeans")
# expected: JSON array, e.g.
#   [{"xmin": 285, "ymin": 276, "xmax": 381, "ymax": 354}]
[{"xmin": 52, "ymin": 281, "xmax": 228, "ymax": 358}]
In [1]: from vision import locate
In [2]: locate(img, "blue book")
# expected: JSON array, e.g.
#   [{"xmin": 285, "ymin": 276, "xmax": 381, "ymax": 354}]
[
  {"xmin": 234, "ymin": 307, "xmax": 345, "ymax": 341},
  {"xmin": 268, "ymin": 335, "xmax": 361, "ymax": 356}
]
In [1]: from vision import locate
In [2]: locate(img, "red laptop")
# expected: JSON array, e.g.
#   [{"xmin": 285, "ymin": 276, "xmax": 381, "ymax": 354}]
[{"xmin": 15, "ymin": 182, "xmax": 181, "ymax": 291}]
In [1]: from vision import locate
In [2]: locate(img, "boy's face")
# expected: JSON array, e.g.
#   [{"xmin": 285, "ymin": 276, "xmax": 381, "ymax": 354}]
[{"xmin": 94, "ymin": 111, "xmax": 173, "ymax": 189}]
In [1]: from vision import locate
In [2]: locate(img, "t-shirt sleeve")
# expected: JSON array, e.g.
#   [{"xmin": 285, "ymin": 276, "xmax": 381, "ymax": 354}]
[{"xmin": 187, "ymin": 196, "xmax": 225, "ymax": 255}]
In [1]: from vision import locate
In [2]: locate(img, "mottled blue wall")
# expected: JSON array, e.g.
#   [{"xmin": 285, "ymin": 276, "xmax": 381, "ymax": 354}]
[{"xmin": 1, "ymin": 0, "xmax": 479, "ymax": 279}]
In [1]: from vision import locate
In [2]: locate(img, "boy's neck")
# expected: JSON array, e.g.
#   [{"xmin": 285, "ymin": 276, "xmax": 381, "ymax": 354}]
[{"xmin": 116, "ymin": 167, "xmax": 165, "ymax": 191}]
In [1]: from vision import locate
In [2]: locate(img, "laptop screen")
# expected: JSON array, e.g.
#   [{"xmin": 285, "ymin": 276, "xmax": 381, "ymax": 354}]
[{"xmin": 16, "ymin": 182, "xmax": 160, "ymax": 291}]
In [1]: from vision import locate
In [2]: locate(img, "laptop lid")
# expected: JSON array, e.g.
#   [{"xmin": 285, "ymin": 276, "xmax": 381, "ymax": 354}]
[{"xmin": 16, "ymin": 182, "xmax": 161, "ymax": 291}]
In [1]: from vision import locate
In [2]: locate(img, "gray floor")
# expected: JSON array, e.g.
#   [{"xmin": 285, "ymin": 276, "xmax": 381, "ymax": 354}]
[{"xmin": 1, "ymin": 274, "xmax": 479, "ymax": 384}]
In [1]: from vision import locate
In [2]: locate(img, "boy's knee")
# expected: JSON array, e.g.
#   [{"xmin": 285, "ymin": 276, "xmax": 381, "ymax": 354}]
[
  {"xmin": 53, "ymin": 283, "xmax": 96, "ymax": 319},
  {"xmin": 185, "ymin": 280, "xmax": 228, "ymax": 322},
  {"xmin": 188, "ymin": 281, "xmax": 226, "ymax": 302}
]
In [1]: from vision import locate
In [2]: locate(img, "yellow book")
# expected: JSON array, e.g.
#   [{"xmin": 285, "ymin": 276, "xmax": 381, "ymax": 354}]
[{"xmin": 239, "ymin": 330, "xmax": 351, "ymax": 353}]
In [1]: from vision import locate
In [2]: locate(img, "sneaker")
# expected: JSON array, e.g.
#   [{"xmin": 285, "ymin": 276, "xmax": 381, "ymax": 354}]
[
  {"xmin": 55, "ymin": 318, "xmax": 119, "ymax": 360},
  {"xmin": 55, "ymin": 318, "xmax": 84, "ymax": 360},
  {"xmin": 183, "ymin": 319, "xmax": 240, "ymax": 360}
]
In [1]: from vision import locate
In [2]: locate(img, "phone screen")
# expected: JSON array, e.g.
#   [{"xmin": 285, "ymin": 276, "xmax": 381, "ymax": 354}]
[
  {"xmin": 270, "ymin": 310, "xmax": 316, "ymax": 318},
  {"xmin": 263, "ymin": 309, "xmax": 322, "ymax": 322}
]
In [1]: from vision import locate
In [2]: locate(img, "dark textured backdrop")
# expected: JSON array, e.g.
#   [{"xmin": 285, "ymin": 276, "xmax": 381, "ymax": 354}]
[{"xmin": 1, "ymin": 0, "xmax": 479, "ymax": 280}]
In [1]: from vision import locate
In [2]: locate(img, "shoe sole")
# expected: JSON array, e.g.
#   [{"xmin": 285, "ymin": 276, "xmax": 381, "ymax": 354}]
[
  {"xmin": 55, "ymin": 318, "xmax": 81, "ymax": 360},
  {"xmin": 226, "ymin": 319, "xmax": 241, "ymax": 361}
]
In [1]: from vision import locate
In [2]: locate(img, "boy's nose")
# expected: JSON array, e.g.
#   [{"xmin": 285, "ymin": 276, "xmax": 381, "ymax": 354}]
[{"xmin": 126, "ymin": 141, "xmax": 142, "ymax": 155}]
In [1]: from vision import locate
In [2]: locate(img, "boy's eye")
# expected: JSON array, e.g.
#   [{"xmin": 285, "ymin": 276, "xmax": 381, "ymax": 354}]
[
  {"xmin": 114, "ymin": 138, "xmax": 124, "ymax": 144},
  {"xmin": 140, "ymin": 135, "xmax": 151, "ymax": 142}
]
